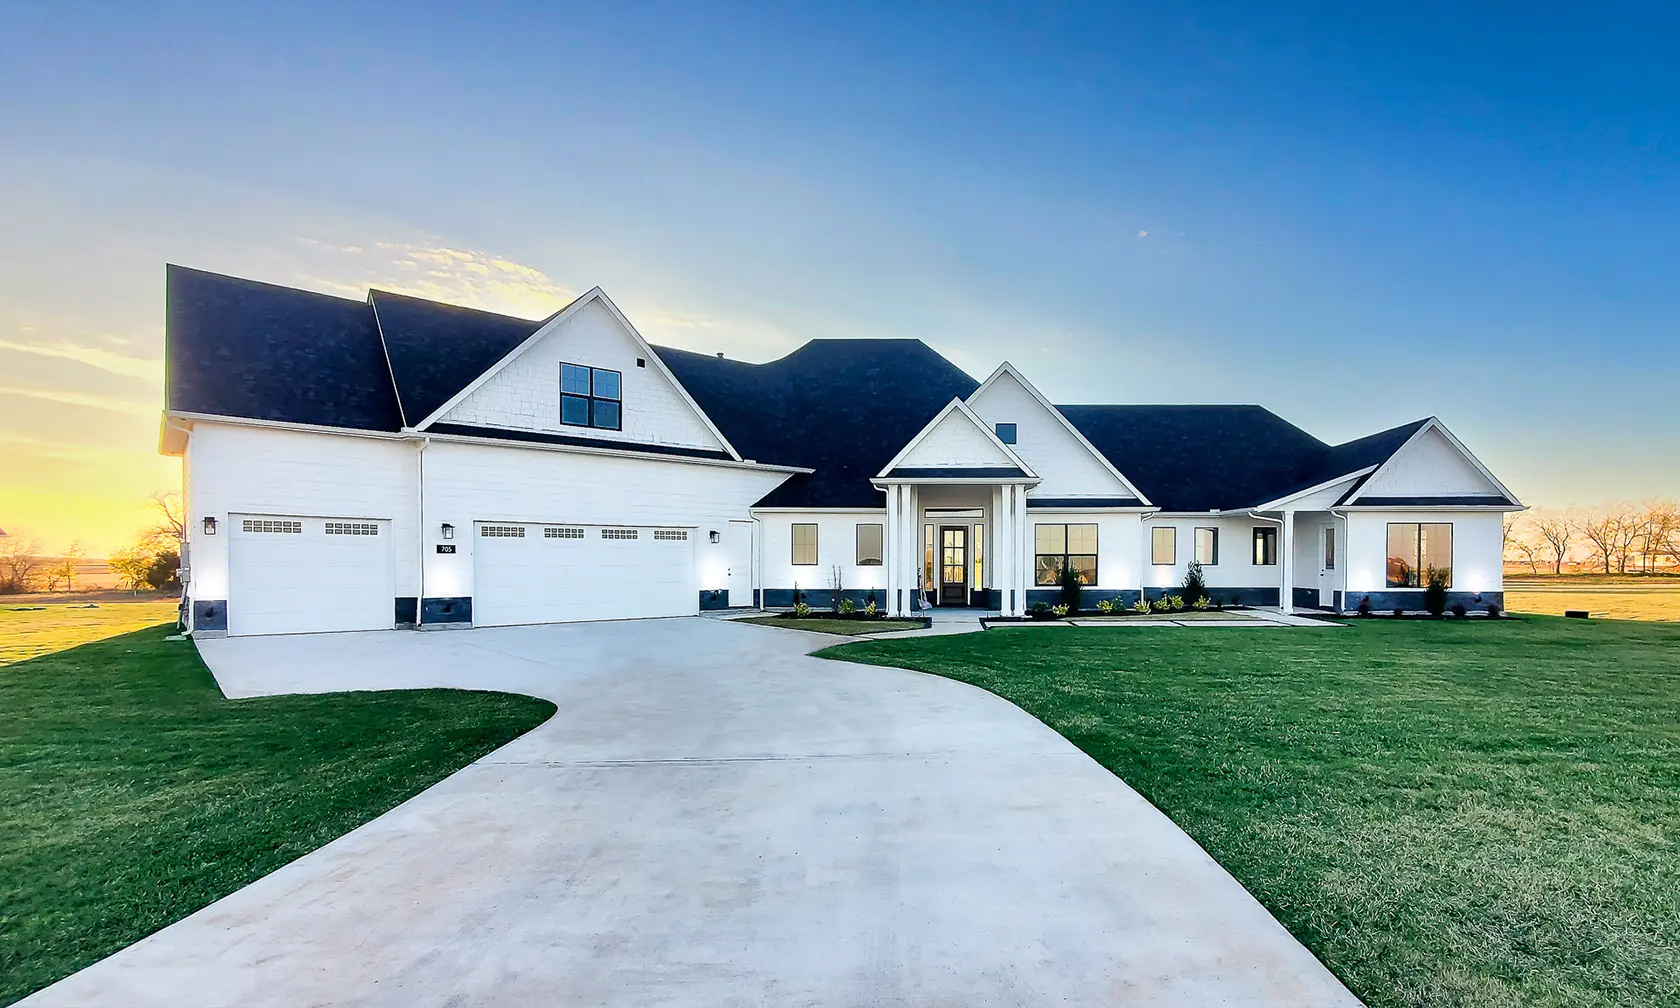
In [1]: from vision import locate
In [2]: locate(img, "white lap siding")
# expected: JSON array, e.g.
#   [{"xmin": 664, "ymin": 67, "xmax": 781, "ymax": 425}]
[
  {"xmin": 183, "ymin": 422, "xmax": 419, "ymax": 634},
  {"xmin": 1024, "ymin": 511, "xmax": 1142, "ymax": 593},
  {"xmin": 1141, "ymin": 516, "xmax": 1283, "ymax": 595},
  {"xmin": 1343, "ymin": 510, "xmax": 1505, "ymax": 599}
]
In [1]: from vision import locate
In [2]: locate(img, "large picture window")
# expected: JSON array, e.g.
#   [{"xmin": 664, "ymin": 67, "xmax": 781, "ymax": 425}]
[
  {"xmin": 792, "ymin": 523, "xmax": 818, "ymax": 565},
  {"xmin": 1194, "ymin": 527, "xmax": 1218, "ymax": 565},
  {"xmin": 560, "ymin": 362, "xmax": 622, "ymax": 430},
  {"xmin": 855, "ymin": 523, "xmax": 883, "ymax": 566},
  {"xmin": 1151, "ymin": 526, "xmax": 1176, "ymax": 565},
  {"xmin": 1387, "ymin": 522, "xmax": 1452, "ymax": 587},
  {"xmin": 1253, "ymin": 527, "xmax": 1278, "ymax": 566},
  {"xmin": 1036, "ymin": 523, "xmax": 1097, "ymax": 586}
]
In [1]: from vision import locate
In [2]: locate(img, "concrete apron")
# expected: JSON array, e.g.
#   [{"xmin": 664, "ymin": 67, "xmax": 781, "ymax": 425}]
[{"xmin": 23, "ymin": 617, "xmax": 1360, "ymax": 1008}]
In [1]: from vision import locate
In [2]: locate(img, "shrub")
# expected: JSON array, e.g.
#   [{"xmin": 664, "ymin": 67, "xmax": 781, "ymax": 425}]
[
  {"xmin": 1150, "ymin": 598, "xmax": 1172, "ymax": 613},
  {"xmin": 1059, "ymin": 565, "xmax": 1084, "ymax": 613},
  {"xmin": 1131, "ymin": 598, "xmax": 1152, "ymax": 614},
  {"xmin": 793, "ymin": 601, "xmax": 811, "ymax": 618},
  {"xmin": 1181, "ymin": 561, "xmax": 1207, "ymax": 607},
  {"xmin": 864, "ymin": 599, "xmax": 878, "ymax": 617},
  {"xmin": 1028, "ymin": 601, "xmax": 1053, "ymax": 620},
  {"xmin": 1191, "ymin": 596, "xmax": 1211, "ymax": 610},
  {"xmin": 1423, "ymin": 567, "xmax": 1448, "ymax": 617},
  {"xmin": 1165, "ymin": 594, "xmax": 1184, "ymax": 610},
  {"xmin": 1486, "ymin": 601, "xmax": 1501, "ymax": 618},
  {"xmin": 1095, "ymin": 598, "xmax": 1115, "ymax": 614},
  {"xmin": 1357, "ymin": 596, "xmax": 1372, "ymax": 617},
  {"xmin": 1393, "ymin": 608, "xmax": 1405, "ymax": 617},
  {"xmin": 1451, "ymin": 603, "xmax": 1467, "ymax": 618},
  {"xmin": 1051, "ymin": 603, "xmax": 1070, "ymax": 617},
  {"xmin": 838, "ymin": 598, "xmax": 856, "ymax": 615}
]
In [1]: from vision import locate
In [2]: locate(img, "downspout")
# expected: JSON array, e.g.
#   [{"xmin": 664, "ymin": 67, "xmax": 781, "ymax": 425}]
[
  {"xmin": 1245, "ymin": 511, "xmax": 1285, "ymax": 611},
  {"xmin": 416, "ymin": 435, "xmax": 428, "ymax": 629}
]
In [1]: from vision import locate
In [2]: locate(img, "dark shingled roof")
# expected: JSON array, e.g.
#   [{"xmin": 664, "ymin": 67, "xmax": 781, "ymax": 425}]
[
  {"xmin": 654, "ymin": 340, "xmax": 979, "ymax": 508},
  {"xmin": 166, "ymin": 265, "xmax": 402, "ymax": 431},
  {"xmin": 370, "ymin": 290, "xmax": 548, "ymax": 426}
]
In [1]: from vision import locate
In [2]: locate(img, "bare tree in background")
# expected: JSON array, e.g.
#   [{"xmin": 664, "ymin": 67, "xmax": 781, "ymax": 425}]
[
  {"xmin": 144, "ymin": 491, "xmax": 186, "ymax": 551},
  {"xmin": 0, "ymin": 536, "xmax": 43, "ymax": 594},
  {"xmin": 43, "ymin": 541, "xmax": 84, "ymax": 592},
  {"xmin": 1503, "ymin": 516, "xmax": 1542, "ymax": 574},
  {"xmin": 1580, "ymin": 505, "xmax": 1644, "ymax": 574},
  {"xmin": 1532, "ymin": 510, "xmax": 1577, "ymax": 575}
]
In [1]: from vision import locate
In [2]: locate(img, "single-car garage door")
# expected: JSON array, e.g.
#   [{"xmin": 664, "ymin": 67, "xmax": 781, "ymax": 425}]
[
  {"xmin": 228, "ymin": 514, "xmax": 395, "ymax": 636},
  {"xmin": 473, "ymin": 522, "xmax": 696, "ymax": 627}
]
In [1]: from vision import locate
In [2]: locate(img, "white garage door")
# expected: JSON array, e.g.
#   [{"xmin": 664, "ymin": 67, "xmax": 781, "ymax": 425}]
[
  {"xmin": 473, "ymin": 522, "xmax": 696, "ymax": 627},
  {"xmin": 228, "ymin": 515, "xmax": 395, "ymax": 636}
]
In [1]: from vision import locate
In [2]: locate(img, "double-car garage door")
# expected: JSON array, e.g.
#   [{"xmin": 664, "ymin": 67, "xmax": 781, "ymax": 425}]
[{"xmin": 473, "ymin": 521, "xmax": 696, "ymax": 627}]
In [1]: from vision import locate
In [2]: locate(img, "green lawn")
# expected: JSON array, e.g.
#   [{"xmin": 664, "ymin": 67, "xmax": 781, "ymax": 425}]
[
  {"xmin": 733, "ymin": 615, "xmax": 926, "ymax": 635},
  {"xmin": 0, "ymin": 601, "xmax": 179, "ymax": 665},
  {"xmin": 0, "ymin": 625, "xmax": 554, "ymax": 1005},
  {"xmin": 821, "ymin": 617, "xmax": 1680, "ymax": 1008}
]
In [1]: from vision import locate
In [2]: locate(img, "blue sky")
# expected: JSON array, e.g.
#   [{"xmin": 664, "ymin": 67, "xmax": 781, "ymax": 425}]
[{"xmin": 1, "ymin": 2, "xmax": 1675, "ymax": 551}]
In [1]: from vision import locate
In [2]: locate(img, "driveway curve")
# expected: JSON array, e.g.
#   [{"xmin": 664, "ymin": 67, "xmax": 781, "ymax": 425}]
[{"xmin": 24, "ymin": 617, "xmax": 1358, "ymax": 1007}]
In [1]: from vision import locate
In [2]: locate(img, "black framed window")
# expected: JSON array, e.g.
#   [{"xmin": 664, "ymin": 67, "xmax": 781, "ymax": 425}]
[
  {"xmin": 560, "ymin": 363, "xmax": 622, "ymax": 430},
  {"xmin": 1194, "ymin": 527, "xmax": 1218, "ymax": 565},
  {"xmin": 856, "ymin": 524, "xmax": 883, "ymax": 565},
  {"xmin": 995, "ymin": 422, "xmax": 1017, "ymax": 444},
  {"xmin": 1151, "ymin": 526, "xmax": 1176, "ymax": 565},
  {"xmin": 1323, "ymin": 528, "xmax": 1336, "ymax": 570},
  {"xmin": 1034, "ymin": 523, "xmax": 1097, "ymax": 586},
  {"xmin": 1253, "ymin": 527, "xmax": 1278, "ymax": 566},
  {"xmin": 1386, "ymin": 522, "xmax": 1452, "ymax": 587},
  {"xmin": 792, "ymin": 523, "xmax": 818, "ymax": 565}
]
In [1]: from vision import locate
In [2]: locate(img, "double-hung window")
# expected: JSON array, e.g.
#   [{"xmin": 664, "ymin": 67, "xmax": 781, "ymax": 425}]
[
  {"xmin": 855, "ymin": 524, "xmax": 883, "ymax": 565},
  {"xmin": 792, "ymin": 524, "xmax": 818, "ymax": 565},
  {"xmin": 1151, "ymin": 526, "xmax": 1176, "ymax": 565},
  {"xmin": 560, "ymin": 363, "xmax": 622, "ymax": 430},
  {"xmin": 1193, "ymin": 527, "xmax": 1218, "ymax": 565},
  {"xmin": 1035, "ymin": 523, "xmax": 1098, "ymax": 586},
  {"xmin": 1253, "ymin": 527, "xmax": 1278, "ymax": 565},
  {"xmin": 1386, "ymin": 522, "xmax": 1452, "ymax": 587}
]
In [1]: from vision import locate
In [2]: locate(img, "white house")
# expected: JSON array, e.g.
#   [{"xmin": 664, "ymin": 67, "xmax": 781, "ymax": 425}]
[{"xmin": 162, "ymin": 266, "xmax": 1521, "ymax": 636}]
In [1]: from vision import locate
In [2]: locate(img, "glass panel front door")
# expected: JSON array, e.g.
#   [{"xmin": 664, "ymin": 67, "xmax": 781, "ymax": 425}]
[{"xmin": 940, "ymin": 526, "xmax": 968, "ymax": 605}]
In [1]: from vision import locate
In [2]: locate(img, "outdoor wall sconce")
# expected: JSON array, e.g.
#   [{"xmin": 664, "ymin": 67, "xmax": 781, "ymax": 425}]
[
  {"xmin": 709, "ymin": 530, "xmax": 721, "ymax": 543},
  {"xmin": 202, "ymin": 516, "xmax": 217, "ymax": 536},
  {"xmin": 441, "ymin": 523, "xmax": 454, "ymax": 540}
]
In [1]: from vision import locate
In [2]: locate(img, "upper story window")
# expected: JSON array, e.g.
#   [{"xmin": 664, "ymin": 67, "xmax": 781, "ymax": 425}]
[
  {"xmin": 1387, "ymin": 522, "xmax": 1452, "ymax": 587},
  {"xmin": 995, "ymin": 422, "xmax": 1017, "ymax": 444},
  {"xmin": 560, "ymin": 363, "xmax": 622, "ymax": 430}
]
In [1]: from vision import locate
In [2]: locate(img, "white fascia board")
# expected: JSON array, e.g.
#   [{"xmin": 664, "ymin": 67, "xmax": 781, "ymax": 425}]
[
  {"xmin": 1244, "ymin": 467, "xmax": 1377, "ymax": 512},
  {"xmin": 409, "ymin": 288, "xmax": 744, "ymax": 462},
  {"xmin": 1332, "ymin": 504, "xmax": 1526, "ymax": 513},
  {"xmin": 165, "ymin": 410, "xmax": 407, "ymax": 442},
  {"xmin": 419, "ymin": 427, "xmax": 808, "ymax": 474},
  {"xmin": 1344, "ymin": 418, "xmax": 1521, "ymax": 507},
  {"xmin": 158, "ymin": 412, "xmax": 190, "ymax": 456},
  {"xmin": 872, "ymin": 397, "xmax": 1038, "ymax": 479},
  {"xmin": 967, "ymin": 362, "xmax": 1153, "ymax": 505},
  {"xmin": 872, "ymin": 477, "xmax": 1042, "ymax": 486},
  {"xmin": 750, "ymin": 507, "xmax": 889, "ymax": 514}
]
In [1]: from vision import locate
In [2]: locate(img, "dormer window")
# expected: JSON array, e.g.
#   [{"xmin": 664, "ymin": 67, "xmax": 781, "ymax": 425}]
[
  {"xmin": 995, "ymin": 422, "xmax": 1017, "ymax": 444},
  {"xmin": 560, "ymin": 363, "xmax": 622, "ymax": 430}
]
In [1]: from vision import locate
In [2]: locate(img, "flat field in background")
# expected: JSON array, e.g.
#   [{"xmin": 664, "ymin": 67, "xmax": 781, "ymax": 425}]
[
  {"xmin": 1504, "ymin": 576, "xmax": 1680, "ymax": 621},
  {"xmin": 0, "ymin": 598, "xmax": 179, "ymax": 665}
]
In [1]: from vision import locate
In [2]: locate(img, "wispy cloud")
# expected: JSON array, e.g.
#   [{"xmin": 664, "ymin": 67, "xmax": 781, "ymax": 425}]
[
  {"xmin": 297, "ymin": 238, "xmax": 579, "ymax": 320},
  {"xmin": 0, "ymin": 386, "xmax": 158, "ymax": 416},
  {"xmin": 0, "ymin": 337, "xmax": 163, "ymax": 384}
]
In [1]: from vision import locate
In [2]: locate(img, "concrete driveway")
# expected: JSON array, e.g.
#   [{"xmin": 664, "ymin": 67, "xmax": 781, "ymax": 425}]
[{"xmin": 24, "ymin": 617, "xmax": 1358, "ymax": 1007}]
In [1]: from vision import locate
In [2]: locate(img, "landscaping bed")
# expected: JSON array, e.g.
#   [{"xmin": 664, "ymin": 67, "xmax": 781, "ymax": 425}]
[
  {"xmin": 0, "ymin": 625, "xmax": 554, "ymax": 1004},
  {"xmin": 735, "ymin": 613, "xmax": 928, "ymax": 635},
  {"xmin": 818, "ymin": 616, "xmax": 1680, "ymax": 1008}
]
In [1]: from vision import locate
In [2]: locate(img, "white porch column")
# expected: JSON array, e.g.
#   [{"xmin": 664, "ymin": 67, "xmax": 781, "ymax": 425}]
[
  {"xmin": 908, "ymin": 485, "xmax": 923, "ymax": 611},
  {"xmin": 1004, "ymin": 483, "xmax": 1029, "ymax": 616},
  {"xmin": 885, "ymin": 484, "xmax": 901, "ymax": 616},
  {"xmin": 1016, "ymin": 484, "xmax": 1031, "ymax": 615},
  {"xmin": 1280, "ymin": 509, "xmax": 1296, "ymax": 612}
]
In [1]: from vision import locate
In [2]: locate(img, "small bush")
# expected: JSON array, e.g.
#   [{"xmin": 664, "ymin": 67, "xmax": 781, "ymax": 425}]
[
  {"xmin": 1358, "ymin": 596, "xmax": 1372, "ymax": 617},
  {"xmin": 1165, "ymin": 594, "xmax": 1184, "ymax": 610},
  {"xmin": 1423, "ymin": 568, "xmax": 1448, "ymax": 617},
  {"xmin": 1150, "ymin": 598, "xmax": 1172, "ymax": 613},
  {"xmin": 1059, "ymin": 565, "xmax": 1084, "ymax": 613},
  {"xmin": 1486, "ymin": 602, "xmax": 1501, "ymax": 618},
  {"xmin": 838, "ymin": 598, "xmax": 856, "ymax": 615},
  {"xmin": 1051, "ymin": 603, "xmax": 1070, "ymax": 617},
  {"xmin": 1095, "ymin": 599, "xmax": 1115, "ymax": 614},
  {"xmin": 1181, "ymin": 561, "xmax": 1207, "ymax": 607},
  {"xmin": 864, "ymin": 599, "xmax": 878, "ymax": 617},
  {"xmin": 1132, "ymin": 598, "xmax": 1152, "ymax": 614},
  {"xmin": 1191, "ymin": 596, "xmax": 1211, "ymax": 610},
  {"xmin": 793, "ymin": 601, "xmax": 811, "ymax": 618},
  {"xmin": 1393, "ymin": 608, "xmax": 1405, "ymax": 617},
  {"xmin": 1451, "ymin": 603, "xmax": 1467, "ymax": 618},
  {"xmin": 1027, "ymin": 601, "xmax": 1053, "ymax": 620}
]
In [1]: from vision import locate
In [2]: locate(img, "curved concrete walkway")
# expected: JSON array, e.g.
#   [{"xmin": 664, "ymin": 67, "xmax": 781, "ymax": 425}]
[{"xmin": 24, "ymin": 617, "xmax": 1358, "ymax": 1007}]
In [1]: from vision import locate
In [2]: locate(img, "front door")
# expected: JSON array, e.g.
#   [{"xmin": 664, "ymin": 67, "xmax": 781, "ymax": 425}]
[{"xmin": 940, "ymin": 526, "xmax": 968, "ymax": 605}]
